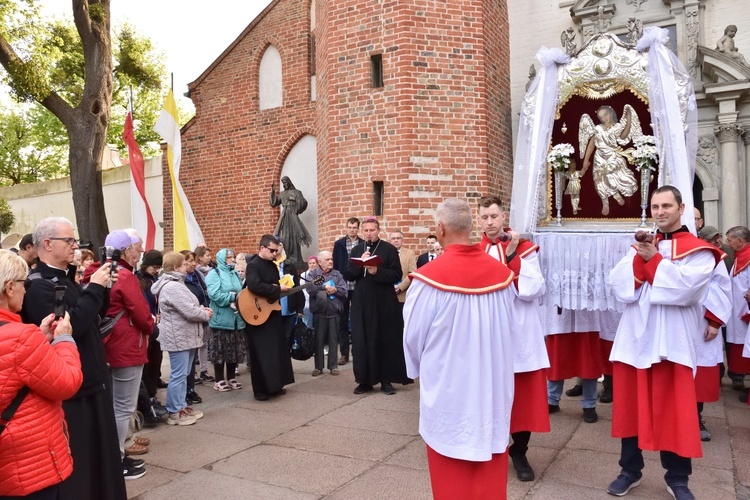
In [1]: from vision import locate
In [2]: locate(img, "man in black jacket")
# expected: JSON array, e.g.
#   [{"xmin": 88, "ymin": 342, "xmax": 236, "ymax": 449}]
[
  {"xmin": 21, "ymin": 217, "xmax": 129, "ymax": 497},
  {"xmin": 332, "ymin": 217, "xmax": 363, "ymax": 365}
]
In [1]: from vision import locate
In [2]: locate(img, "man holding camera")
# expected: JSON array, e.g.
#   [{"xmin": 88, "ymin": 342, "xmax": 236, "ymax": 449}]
[{"xmin": 21, "ymin": 217, "xmax": 126, "ymax": 500}]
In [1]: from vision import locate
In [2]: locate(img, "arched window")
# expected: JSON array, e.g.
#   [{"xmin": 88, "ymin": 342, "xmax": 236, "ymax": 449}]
[{"xmin": 259, "ymin": 45, "xmax": 282, "ymax": 110}]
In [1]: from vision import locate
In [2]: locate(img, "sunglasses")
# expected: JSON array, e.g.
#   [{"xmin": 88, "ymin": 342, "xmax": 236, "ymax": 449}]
[{"xmin": 264, "ymin": 246, "xmax": 279, "ymax": 254}]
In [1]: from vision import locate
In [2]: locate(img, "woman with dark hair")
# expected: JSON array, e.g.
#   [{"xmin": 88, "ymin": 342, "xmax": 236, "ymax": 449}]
[{"xmin": 135, "ymin": 250, "xmax": 167, "ymax": 429}]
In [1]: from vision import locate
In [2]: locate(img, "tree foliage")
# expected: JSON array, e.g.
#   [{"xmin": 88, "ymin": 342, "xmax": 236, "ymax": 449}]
[
  {"xmin": 0, "ymin": 197, "xmax": 15, "ymax": 234},
  {"xmin": 0, "ymin": 1, "xmax": 176, "ymax": 248},
  {"xmin": 0, "ymin": 108, "xmax": 67, "ymax": 185}
]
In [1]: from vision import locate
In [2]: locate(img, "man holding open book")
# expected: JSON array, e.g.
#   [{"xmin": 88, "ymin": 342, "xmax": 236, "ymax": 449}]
[{"xmin": 345, "ymin": 217, "xmax": 409, "ymax": 395}]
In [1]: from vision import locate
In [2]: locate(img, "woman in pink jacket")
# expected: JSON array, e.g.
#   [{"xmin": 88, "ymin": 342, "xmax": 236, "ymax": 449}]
[{"xmin": 0, "ymin": 249, "xmax": 82, "ymax": 497}]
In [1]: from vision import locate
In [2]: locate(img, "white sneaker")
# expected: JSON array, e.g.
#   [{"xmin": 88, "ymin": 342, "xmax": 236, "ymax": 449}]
[
  {"xmin": 167, "ymin": 409, "xmax": 198, "ymax": 426},
  {"xmin": 183, "ymin": 406, "xmax": 204, "ymax": 420}
]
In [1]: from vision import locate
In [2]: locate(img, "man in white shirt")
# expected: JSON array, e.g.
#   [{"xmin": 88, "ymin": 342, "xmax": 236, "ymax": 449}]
[{"xmin": 607, "ymin": 186, "xmax": 722, "ymax": 499}]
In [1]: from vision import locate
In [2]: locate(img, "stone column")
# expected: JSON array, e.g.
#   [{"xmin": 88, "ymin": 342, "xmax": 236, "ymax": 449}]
[
  {"xmin": 743, "ymin": 125, "xmax": 750, "ymax": 226},
  {"xmin": 716, "ymin": 123, "xmax": 742, "ymax": 229}
]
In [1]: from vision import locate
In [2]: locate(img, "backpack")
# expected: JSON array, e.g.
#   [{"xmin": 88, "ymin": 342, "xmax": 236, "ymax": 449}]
[{"xmin": 289, "ymin": 318, "xmax": 316, "ymax": 361}]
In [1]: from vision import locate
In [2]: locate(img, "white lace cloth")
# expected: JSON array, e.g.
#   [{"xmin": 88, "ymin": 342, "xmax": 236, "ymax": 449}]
[{"xmin": 533, "ymin": 232, "xmax": 633, "ymax": 311}]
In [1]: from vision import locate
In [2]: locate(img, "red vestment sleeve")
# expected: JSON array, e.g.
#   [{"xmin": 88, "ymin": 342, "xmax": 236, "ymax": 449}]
[{"xmin": 641, "ymin": 252, "xmax": 663, "ymax": 285}]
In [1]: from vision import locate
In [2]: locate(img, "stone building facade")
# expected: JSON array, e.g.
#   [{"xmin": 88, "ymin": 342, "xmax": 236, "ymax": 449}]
[
  {"xmin": 166, "ymin": 0, "xmax": 514, "ymax": 256},
  {"xmin": 507, "ymin": 0, "xmax": 750, "ymax": 231}
]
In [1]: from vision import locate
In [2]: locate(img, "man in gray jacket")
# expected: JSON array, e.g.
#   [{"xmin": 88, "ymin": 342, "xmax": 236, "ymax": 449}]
[{"xmin": 308, "ymin": 251, "xmax": 347, "ymax": 376}]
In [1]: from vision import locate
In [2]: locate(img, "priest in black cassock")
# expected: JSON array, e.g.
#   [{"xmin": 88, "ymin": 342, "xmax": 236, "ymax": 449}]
[
  {"xmin": 244, "ymin": 235, "xmax": 295, "ymax": 401},
  {"xmin": 345, "ymin": 217, "xmax": 409, "ymax": 395}
]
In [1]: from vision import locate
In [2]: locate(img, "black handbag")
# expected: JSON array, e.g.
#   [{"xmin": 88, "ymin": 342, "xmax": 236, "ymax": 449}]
[{"xmin": 290, "ymin": 318, "xmax": 316, "ymax": 361}]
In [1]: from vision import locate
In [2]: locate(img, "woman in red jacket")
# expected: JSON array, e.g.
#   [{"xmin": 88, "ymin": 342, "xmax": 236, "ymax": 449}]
[
  {"xmin": 0, "ymin": 249, "xmax": 82, "ymax": 498},
  {"xmin": 100, "ymin": 230, "xmax": 155, "ymax": 479}
]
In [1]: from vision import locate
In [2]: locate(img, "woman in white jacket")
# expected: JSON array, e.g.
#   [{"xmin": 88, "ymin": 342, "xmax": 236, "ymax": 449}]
[{"xmin": 151, "ymin": 252, "xmax": 212, "ymax": 426}]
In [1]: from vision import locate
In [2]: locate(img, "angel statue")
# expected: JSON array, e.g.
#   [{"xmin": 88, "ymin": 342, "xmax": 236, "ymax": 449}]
[
  {"xmin": 579, "ymin": 105, "xmax": 642, "ymax": 216},
  {"xmin": 561, "ymin": 27, "xmax": 577, "ymax": 56}
]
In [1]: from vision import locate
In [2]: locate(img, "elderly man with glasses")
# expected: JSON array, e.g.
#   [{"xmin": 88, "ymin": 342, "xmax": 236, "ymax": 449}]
[{"xmin": 21, "ymin": 217, "xmax": 128, "ymax": 498}]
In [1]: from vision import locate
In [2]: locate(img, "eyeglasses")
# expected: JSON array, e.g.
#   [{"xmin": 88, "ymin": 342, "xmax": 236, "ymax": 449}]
[
  {"xmin": 49, "ymin": 237, "xmax": 77, "ymax": 246},
  {"xmin": 264, "ymin": 246, "xmax": 279, "ymax": 254}
]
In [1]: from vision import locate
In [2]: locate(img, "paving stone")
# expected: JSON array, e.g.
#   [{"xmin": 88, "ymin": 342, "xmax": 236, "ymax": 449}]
[
  {"xmin": 236, "ymin": 390, "xmax": 355, "ymax": 419},
  {"xmin": 214, "ymin": 444, "xmax": 373, "ymax": 495},
  {"xmin": 269, "ymin": 422, "xmax": 414, "ymax": 460},
  {"xmin": 124, "ymin": 464, "xmax": 181, "ymax": 499},
  {"xmin": 314, "ymin": 402, "xmax": 420, "ymax": 436},
  {"xmin": 384, "ymin": 438, "xmax": 429, "ymax": 470},
  {"xmin": 325, "ymin": 463, "xmax": 432, "ymax": 500},
  {"xmin": 200, "ymin": 406, "xmax": 313, "ymax": 442},
  {"xmin": 136, "ymin": 468, "xmax": 318, "ymax": 500}
]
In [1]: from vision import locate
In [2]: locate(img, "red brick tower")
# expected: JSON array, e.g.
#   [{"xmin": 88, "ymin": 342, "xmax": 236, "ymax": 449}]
[
  {"xmin": 167, "ymin": 0, "xmax": 512, "ymax": 253},
  {"xmin": 314, "ymin": 0, "xmax": 513, "ymax": 247}
]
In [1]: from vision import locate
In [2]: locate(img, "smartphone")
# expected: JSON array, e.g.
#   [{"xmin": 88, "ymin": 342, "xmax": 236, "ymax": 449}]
[{"xmin": 53, "ymin": 285, "xmax": 67, "ymax": 319}]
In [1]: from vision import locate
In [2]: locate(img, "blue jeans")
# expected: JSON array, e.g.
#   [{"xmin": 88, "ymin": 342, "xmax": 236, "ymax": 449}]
[
  {"xmin": 166, "ymin": 350, "xmax": 195, "ymax": 414},
  {"xmin": 548, "ymin": 378, "xmax": 598, "ymax": 408}
]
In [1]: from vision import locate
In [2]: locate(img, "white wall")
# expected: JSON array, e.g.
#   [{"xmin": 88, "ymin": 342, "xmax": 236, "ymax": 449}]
[{"xmin": 0, "ymin": 155, "xmax": 164, "ymax": 249}]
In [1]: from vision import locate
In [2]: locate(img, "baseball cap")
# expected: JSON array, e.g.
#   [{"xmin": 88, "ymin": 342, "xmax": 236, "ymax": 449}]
[
  {"xmin": 105, "ymin": 230, "xmax": 137, "ymax": 251},
  {"xmin": 699, "ymin": 225, "xmax": 720, "ymax": 241}
]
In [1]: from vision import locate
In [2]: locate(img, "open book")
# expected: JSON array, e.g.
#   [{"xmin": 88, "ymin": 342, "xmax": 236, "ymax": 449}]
[{"xmin": 350, "ymin": 255, "xmax": 383, "ymax": 267}]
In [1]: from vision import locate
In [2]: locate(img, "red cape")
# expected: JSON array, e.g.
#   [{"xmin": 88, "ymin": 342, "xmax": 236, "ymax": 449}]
[
  {"xmin": 410, "ymin": 244, "xmax": 514, "ymax": 294},
  {"xmin": 480, "ymin": 232, "xmax": 538, "ymax": 265},
  {"xmin": 733, "ymin": 244, "xmax": 750, "ymax": 276}
]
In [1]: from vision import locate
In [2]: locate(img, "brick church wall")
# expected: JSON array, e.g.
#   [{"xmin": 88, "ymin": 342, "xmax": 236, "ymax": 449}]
[{"xmin": 166, "ymin": 0, "xmax": 513, "ymax": 253}]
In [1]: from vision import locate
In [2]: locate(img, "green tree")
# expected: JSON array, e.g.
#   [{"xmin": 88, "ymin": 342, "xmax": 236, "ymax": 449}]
[
  {"xmin": 0, "ymin": 108, "xmax": 67, "ymax": 185},
  {"xmin": 0, "ymin": 1, "xmax": 167, "ymax": 247},
  {"xmin": 0, "ymin": 197, "xmax": 15, "ymax": 234}
]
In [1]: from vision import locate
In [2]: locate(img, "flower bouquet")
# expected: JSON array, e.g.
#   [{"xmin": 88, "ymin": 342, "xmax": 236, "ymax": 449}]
[
  {"xmin": 632, "ymin": 135, "xmax": 658, "ymax": 172},
  {"xmin": 632, "ymin": 135, "xmax": 658, "ymax": 226},
  {"xmin": 547, "ymin": 143, "xmax": 575, "ymax": 172}
]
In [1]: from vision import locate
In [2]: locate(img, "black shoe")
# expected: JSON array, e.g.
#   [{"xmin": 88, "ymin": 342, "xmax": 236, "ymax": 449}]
[
  {"xmin": 254, "ymin": 393, "xmax": 269, "ymax": 401},
  {"xmin": 740, "ymin": 391, "xmax": 748, "ymax": 403},
  {"xmin": 511, "ymin": 455, "xmax": 535, "ymax": 482},
  {"xmin": 599, "ymin": 387, "xmax": 613, "ymax": 404},
  {"xmin": 186, "ymin": 389, "xmax": 202, "ymax": 405},
  {"xmin": 381, "ymin": 383, "xmax": 396, "ymax": 395},
  {"xmin": 354, "ymin": 384, "xmax": 373, "ymax": 394},
  {"xmin": 150, "ymin": 397, "xmax": 167, "ymax": 417},
  {"xmin": 699, "ymin": 420, "xmax": 711, "ymax": 442},
  {"xmin": 565, "ymin": 384, "xmax": 583, "ymax": 397},
  {"xmin": 157, "ymin": 379, "xmax": 169, "ymax": 389},
  {"xmin": 271, "ymin": 389, "xmax": 287, "ymax": 397},
  {"xmin": 732, "ymin": 379, "xmax": 746, "ymax": 391},
  {"xmin": 123, "ymin": 456, "xmax": 145, "ymax": 469},
  {"xmin": 548, "ymin": 404, "xmax": 560, "ymax": 414},
  {"xmin": 582, "ymin": 407, "xmax": 598, "ymax": 423},
  {"xmin": 123, "ymin": 463, "xmax": 147, "ymax": 480},
  {"xmin": 194, "ymin": 377, "xmax": 203, "ymax": 385},
  {"xmin": 200, "ymin": 371, "xmax": 215, "ymax": 382}
]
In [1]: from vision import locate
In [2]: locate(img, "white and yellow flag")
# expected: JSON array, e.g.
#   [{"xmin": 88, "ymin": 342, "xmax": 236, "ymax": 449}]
[{"xmin": 154, "ymin": 90, "xmax": 204, "ymax": 251}]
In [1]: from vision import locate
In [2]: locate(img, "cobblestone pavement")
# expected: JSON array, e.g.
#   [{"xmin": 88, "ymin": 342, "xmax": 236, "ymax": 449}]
[{"xmin": 126, "ymin": 358, "xmax": 750, "ymax": 499}]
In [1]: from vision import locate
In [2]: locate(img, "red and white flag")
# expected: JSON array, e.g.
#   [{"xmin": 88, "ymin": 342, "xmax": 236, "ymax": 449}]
[{"xmin": 123, "ymin": 112, "xmax": 156, "ymax": 250}]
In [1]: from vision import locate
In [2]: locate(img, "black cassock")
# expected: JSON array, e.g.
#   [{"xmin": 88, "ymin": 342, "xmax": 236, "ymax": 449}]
[
  {"xmin": 244, "ymin": 255, "xmax": 295, "ymax": 395},
  {"xmin": 345, "ymin": 239, "xmax": 409, "ymax": 386}
]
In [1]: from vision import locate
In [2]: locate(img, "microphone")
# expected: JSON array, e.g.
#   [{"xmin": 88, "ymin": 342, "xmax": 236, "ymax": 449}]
[{"xmin": 365, "ymin": 240, "xmax": 373, "ymax": 254}]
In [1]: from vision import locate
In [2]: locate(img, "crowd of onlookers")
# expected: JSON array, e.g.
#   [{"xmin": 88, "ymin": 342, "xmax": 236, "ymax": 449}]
[{"xmin": 5, "ymin": 200, "xmax": 750, "ymax": 499}]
